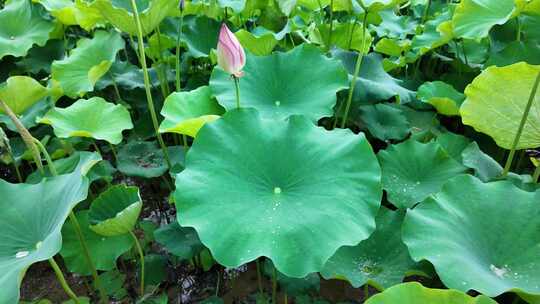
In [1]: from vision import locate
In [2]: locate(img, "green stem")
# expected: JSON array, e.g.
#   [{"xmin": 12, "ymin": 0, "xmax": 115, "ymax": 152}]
[
  {"xmin": 92, "ymin": 140, "xmax": 102, "ymax": 156},
  {"xmin": 256, "ymin": 259, "xmax": 263, "ymax": 295},
  {"xmin": 516, "ymin": 17, "xmax": 522, "ymax": 42},
  {"xmin": 502, "ymin": 72, "xmax": 540, "ymax": 177},
  {"xmin": 130, "ymin": 230, "xmax": 145, "ymax": 296},
  {"xmin": 364, "ymin": 283, "xmax": 369, "ymax": 301},
  {"xmin": 109, "ymin": 72, "xmax": 123, "ymax": 103},
  {"xmin": 182, "ymin": 134, "xmax": 188, "ymax": 150},
  {"xmin": 340, "ymin": 14, "xmax": 368, "ymax": 129},
  {"xmin": 48, "ymin": 258, "xmax": 81, "ymax": 304},
  {"xmin": 33, "ymin": 138, "xmax": 57, "ymax": 176},
  {"xmin": 8, "ymin": 151, "xmax": 22, "ymax": 182},
  {"xmin": 108, "ymin": 143, "xmax": 118, "ymax": 164},
  {"xmin": 272, "ymin": 266, "xmax": 277, "ymax": 304},
  {"xmin": 215, "ymin": 269, "xmax": 221, "ymax": 296},
  {"xmin": 533, "ymin": 165, "xmax": 540, "ymax": 183},
  {"xmin": 130, "ymin": 0, "xmax": 172, "ymax": 170},
  {"xmin": 175, "ymin": 13, "xmax": 184, "ymax": 92},
  {"xmin": 234, "ymin": 76, "xmax": 241, "ymax": 109},
  {"xmin": 284, "ymin": 293, "xmax": 288, "ymax": 304},
  {"xmin": 421, "ymin": 0, "xmax": 432, "ymax": 23},
  {"xmin": 327, "ymin": 0, "xmax": 334, "ymax": 51}
]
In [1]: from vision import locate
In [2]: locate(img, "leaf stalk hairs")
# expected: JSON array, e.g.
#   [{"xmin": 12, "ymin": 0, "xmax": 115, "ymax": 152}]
[
  {"xmin": 502, "ymin": 71, "xmax": 540, "ymax": 177},
  {"xmin": 130, "ymin": 0, "xmax": 172, "ymax": 170}
]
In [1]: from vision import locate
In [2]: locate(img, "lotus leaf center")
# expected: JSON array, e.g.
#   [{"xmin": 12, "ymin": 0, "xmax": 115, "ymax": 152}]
[
  {"xmin": 273, "ymin": 187, "xmax": 282, "ymax": 194},
  {"xmin": 275, "ymin": 101, "xmax": 281, "ymax": 107},
  {"xmin": 35, "ymin": 241, "xmax": 43, "ymax": 249}
]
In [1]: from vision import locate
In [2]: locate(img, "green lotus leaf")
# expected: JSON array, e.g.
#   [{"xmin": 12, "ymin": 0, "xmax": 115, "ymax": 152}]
[
  {"xmin": 403, "ymin": 175, "xmax": 540, "ymax": 297},
  {"xmin": 16, "ymin": 40, "xmax": 65, "ymax": 74},
  {"xmin": 159, "ymin": 86, "xmax": 225, "ymax": 137},
  {"xmin": 89, "ymin": 184, "xmax": 142, "ymax": 236},
  {"xmin": 321, "ymin": 208, "xmax": 417, "ymax": 289},
  {"xmin": 378, "ymin": 139, "xmax": 468, "ymax": 208},
  {"xmin": 461, "ymin": 142, "xmax": 504, "ymax": 182},
  {"xmin": 217, "ymin": 0, "xmax": 246, "ymax": 12},
  {"xmin": 26, "ymin": 151, "xmax": 102, "ymax": 184},
  {"xmin": 174, "ymin": 109, "xmax": 382, "ymax": 277},
  {"xmin": 0, "ymin": 0, "xmax": 55, "ymax": 59},
  {"xmin": 460, "ymin": 62, "xmax": 540, "ymax": 150},
  {"xmin": 60, "ymin": 210, "xmax": 133, "ymax": 275},
  {"xmin": 51, "ymin": 31, "xmax": 124, "ymax": 98},
  {"xmin": 435, "ymin": 132, "xmax": 471, "ymax": 163},
  {"xmin": 154, "ymin": 221, "xmax": 204, "ymax": 260},
  {"xmin": 117, "ymin": 141, "xmax": 185, "ymax": 178},
  {"xmin": 333, "ymin": 50, "xmax": 416, "ymax": 104},
  {"xmin": 486, "ymin": 41, "xmax": 540, "ymax": 67},
  {"xmin": 36, "ymin": 0, "xmax": 104, "ymax": 29},
  {"xmin": 96, "ymin": 60, "xmax": 164, "ymax": 90},
  {"xmin": 417, "ymin": 81, "xmax": 465, "ymax": 116},
  {"xmin": 180, "ymin": 16, "xmax": 220, "ymax": 58},
  {"xmin": 97, "ymin": 270, "xmax": 127, "ymax": 299},
  {"xmin": 210, "ymin": 45, "xmax": 348, "ymax": 121},
  {"xmin": 263, "ymin": 260, "xmax": 320, "ymax": 296},
  {"xmin": 39, "ymin": 97, "xmax": 134, "ymax": 145},
  {"xmin": 411, "ymin": 9, "xmax": 453, "ymax": 56},
  {"xmin": 374, "ymin": 38, "xmax": 409, "ymax": 57},
  {"xmin": 310, "ymin": 21, "xmax": 373, "ymax": 53},
  {"xmin": 0, "ymin": 76, "xmax": 49, "ymax": 115},
  {"xmin": 358, "ymin": 103, "xmax": 410, "ymax": 141},
  {"xmin": 370, "ymin": 10, "xmax": 417, "ymax": 39},
  {"xmin": 90, "ymin": 0, "xmax": 176, "ymax": 36},
  {"xmin": 365, "ymin": 282, "xmax": 498, "ymax": 304},
  {"xmin": 235, "ymin": 29, "xmax": 279, "ymax": 56},
  {"xmin": 452, "ymin": 0, "xmax": 516, "ymax": 39},
  {"xmin": 0, "ymin": 171, "xmax": 88, "ymax": 304}
]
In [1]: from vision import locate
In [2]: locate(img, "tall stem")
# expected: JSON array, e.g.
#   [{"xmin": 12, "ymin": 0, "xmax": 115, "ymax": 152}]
[
  {"xmin": 502, "ymin": 72, "xmax": 540, "ymax": 177},
  {"xmin": 130, "ymin": 0, "xmax": 172, "ymax": 170},
  {"xmin": 130, "ymin": 230, "xmax": 146, "ymax": 296},
  {"xmin": 0, "ymin": 100, "xmax": 44, "ymax": 173},
  {"xmin": 175, "ymin": 13, "xmax": 184, "ymax": 92},
  {"xmin": 533, "ymin": 165, "xmax": 540, "ymax": 183},
  {"xmin": 48, "ymin": 258, "xmax": 81, "ymax": 304},
  {"xmin": 327, "ymin": 0, "xmax": 334, "ymax": 51},
  {"xmin": 272, "ymin": 266, "xmax": 277, "ymax": 304},
  {"xmin": 340, "ymin": 14, "xmax": 368, "ymax": 128},
  {"xmin": 256, "ymin": 259, "xmax": 263, "ymax": 295},
  {"xmin": 33, "ymin": 138, "xmax": 57, "ymax": 176},
  {"xmin": 234, "ymin": 76, "xmax": 241, "ymax": 109}
]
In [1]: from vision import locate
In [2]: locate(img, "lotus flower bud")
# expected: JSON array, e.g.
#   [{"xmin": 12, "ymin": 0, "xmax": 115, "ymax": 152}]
[{"xmin": 217, "ymin": 23, "xmax": 246, "ymax": 78}]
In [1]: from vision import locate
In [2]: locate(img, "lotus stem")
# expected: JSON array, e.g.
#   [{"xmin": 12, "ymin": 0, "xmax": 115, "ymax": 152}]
[
  {"xmin": 129, "ymin": 0, "xmax": 172, "ymax": 170},
  {"xmin": 0, "ymin": 99, "xmax": 44, "ymax": 173},
  {"xmin": 364, "ymin": 283, "xmax": 369, "ymax": 301},
  {"xmin": 215, "ymin": 269, "xmax": 221, "ymax": 296},
  {"xmin": 130, "ymin": 230, "xmax": 145, "ymax": 296},
  {"xmin": 175, "ymin": 12, "xmax": 184, "ymax": 92},
  {"xmin": 234, "ymin": 76, "xmax": 241, "ymax": 109},
  {"xmin": 533, "ymin": 165, "xmax": 540, "ymax": 183},
  {"xmin": 327, "ymin": 0, "xmax": 334, "ymax": 51},
  {"xmin": 421, "ymin": 0, "xmax": 432, "ymax": 23},
  {"xmin": 108, "ymin": 142, "xmax": 118, "ymax": 164},
  {"xmin": 48, "ymin": 257, "xmax": 81, "ymax": 304},
  {"xmin": 340, "ymin": 14, "xmax": 368, "ymax": 128},
  {"xmin": 11, "ymin": 157, "xmax": 23, "ymax": 183},
  {"xmin": 32, "ymin": 138, "xmax": 57, "ymax": 176},
  {"xmin": 502, "ymin": 72, "xmax": 540, "ymax": 177},
  {"xmin": 256, "ymin": 259, "xmax": 263, "ymax": 295},
  {"xmin": 272, "ymin": 266, "xmax": 277, "ymax": 304},
  {"xmin": 284, "ymin": 293, "xmax": 288, "ymax": 304},
  {"xmin": 109, "ymin": 72, "xmax": 123, "ymax": 103}
]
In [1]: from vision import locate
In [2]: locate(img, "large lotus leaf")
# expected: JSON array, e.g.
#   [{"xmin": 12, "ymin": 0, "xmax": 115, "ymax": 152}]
[
  {"xmin": 452, "ymin": 0, "xmax": 516, "ymax": 39},
  {"xmin": 174, "ymin": 109, "xmax": 382, "ymax": 277},
  {"xmin": 0, "ymin": 0, "xmax": 55, "ymax": 59},
  {"xmin": 402, "ymin": 175, "xmax": 540, "ymax": 297},
  {"xmin": 358, "ymin": 103, "xmax": 410, "ymax": 141},
  {"xmin": 36, "ymin": 0, "xmax": 104, "ymax": 29},
  {"xmin": 39, "ymin": 97, "xmax": 133, "ymax": 145},
  {"xmin": 210, "ymin": 45, "xmax": 348, "ymax": 121},
  {"xmin": 0, "ymin": 171, "xmax": 88, "ymax": 304},
  {"xmin": 365, "ymin": 282, "xmax": 497, "ymax": 304},
  {"xmin": 16, "ymin": 40, "xmax": 65, "ymax": 74},
  {"xmin": 0, "ymin": 76, "xmax": 49, "ymax": 115},
  {"xmin": 181, "ymin": 16, "xmax": 220, "ymax": 58},
  {"xmin": 51, "ymin": 31, "xmax": 124, "ymax": 98},
  {"xmin": 90, "ymin": 0, "xmax": 176, "ymax": 36},
  {"xmin": 159, "ymin": 86, "xmax": 225, "ymax": 137},
  {"xmin": 486, "ymin": 40, "xmax": 540, "ymax": 67},
  {"xmin": 235, "ymin": 29, "xmax": 278, "ymax": 56},
  {"xmin": 89, "ymin": 184, "xmax": 142, "ymax": 237},
  {"xmin": 60, "ymin": 210, "xmax": 133, "ymax": 275},
  {"xmin": 154, "ymin": 222, "xmax": 204, "ymax": 260},
  {"xmin": 321, "ymin": 208, "xmax": 417, "ymax": 289},
  {"xmin": 117, "ymin": 141, "xmax": 185, "ymax": 178},
  {"xmin": 333, "ymin": 50, "xmax": 416, "ymax": 104},
  {"xmin": 435, "ymin": 132, "xmax": 471, "ymax": 163},
  {"xmin": 417, "ymin": 81, "xmax": 465, "ymax": 116},
  {"xmin": 460, "ymin": 62, "xmax": 540, "ymax": 150},
  {"xmin": 378, "ymin": 139, "xmax": 468, "ymax": 209}
]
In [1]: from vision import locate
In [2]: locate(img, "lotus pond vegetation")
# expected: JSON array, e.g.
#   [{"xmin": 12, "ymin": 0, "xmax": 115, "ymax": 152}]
[{"xmin": 0, "ymin": 0, "xmax": 539, "ymax": 303}]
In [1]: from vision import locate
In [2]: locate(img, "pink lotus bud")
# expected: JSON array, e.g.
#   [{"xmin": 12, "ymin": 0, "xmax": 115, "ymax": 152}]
[{"xmin": 217, "ymin": 23, "xmax": 246, "ymax": 78}]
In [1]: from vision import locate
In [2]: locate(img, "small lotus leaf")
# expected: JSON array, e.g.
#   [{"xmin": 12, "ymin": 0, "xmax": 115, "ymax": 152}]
[
  {"xmin": 60, "ymin": 210, "xmax": 133, "ymax": 275},
  {"xmin": 89, "ymin": 184, "xmax": 142, "ymax": 236},
  {"xmin": 117, "ymin": 141, "xmax": 185, "ymax": 178},
  {"xmin": 417, "ymin": 81, "xmax": 465, "ymax": 116},
  {"xmin": 365, "ymin": 282, "xmax": 497, "ymax": 304},
  {"xmin": 0, "ymin": 171, "xmax": 88, "ymax": 304},
  {"xmin": 403, "ymin": 175, "xmax": 540, "ymax": 297},
  {"xmin": 0, "ymin": 0, "xmax": 55, "ymax": 59},
  {"xmin": 322, "ymin": 208, "xmax": 417, "ymax": 289},
  {"xmin": 210, "ymin": 44, "xmax": 348, "ymax": 121},
  {"xmin": 174, "ymin": 109, "xmax": 382, "ymax": 277},
  {"xmin": 159, "ymin": 86, "xmax": 225, "ymax": 137},
  {"xmin": 378, "ymin": 139, "xmax": 467, "ymax": 208},
  {"xmin": 39, "ymin": 97, "xmax": 133, "ymax": 145},
  {"xmin": 358, "ymin": 103, "xmax": 410, "ymax": 141},
  {"xmin": 51, "ymin": 31, "xmax": 124, "ymax": 98},
  {"xmin": 154, "ymin": 222, "xmax": 204, "ymax": 260},
  {"xmin": 0, "ymin": 76, "xmax": 49, "ymax": 115},
  {"xmin": 460, "ymin": 62, "xmax": 540, "ymax": 150}
]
